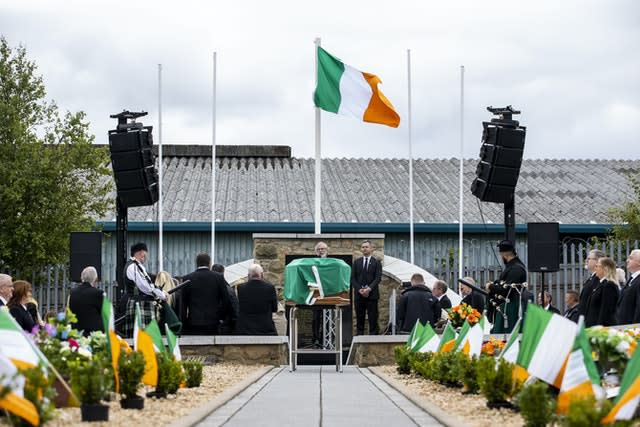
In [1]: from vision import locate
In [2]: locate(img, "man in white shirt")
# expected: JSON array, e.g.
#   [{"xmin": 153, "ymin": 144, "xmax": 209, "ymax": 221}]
[{"xmin": 120, "ymin": 242, "xmax": 167, "ymax": 337}]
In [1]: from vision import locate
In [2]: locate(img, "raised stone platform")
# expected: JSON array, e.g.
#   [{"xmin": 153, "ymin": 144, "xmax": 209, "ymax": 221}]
[{"xmin": 129, "ymin": 335, "xmax": 289, "ymax": 365}]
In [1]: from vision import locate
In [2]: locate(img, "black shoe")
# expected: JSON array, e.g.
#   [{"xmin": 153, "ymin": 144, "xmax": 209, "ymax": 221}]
[{"xmin": 313, "ymin": 340, "xmax": 321, "ymax": 349}]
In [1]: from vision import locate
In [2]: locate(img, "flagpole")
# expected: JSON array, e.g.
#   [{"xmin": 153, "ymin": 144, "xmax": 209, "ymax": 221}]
[
  {"xmin": 314, "ymin": 38, "xmax": 322, "ymax": 235},
  {"xmin": 407, "ymin": 49, "xmax": 414, "ymax": 265},
  {"xmin": 158, "ymin": 63, "xmax": 163, "ymax": 272},
  {"xmin": 458, "ymin": 65, "xmax": 465, "ymax": 281},
  {"xmin": 211, "ymin": 51, "xmax": 217, "ymax": 260}
]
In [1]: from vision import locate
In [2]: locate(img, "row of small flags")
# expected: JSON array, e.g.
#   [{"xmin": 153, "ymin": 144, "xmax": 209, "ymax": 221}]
[
  {"xmin": 405, "ymin": 304, "xmax": 640, "ymax": 422},
  {"xmin": 0, "ymin": 295, "xmax": 182, "ymax": 424}
]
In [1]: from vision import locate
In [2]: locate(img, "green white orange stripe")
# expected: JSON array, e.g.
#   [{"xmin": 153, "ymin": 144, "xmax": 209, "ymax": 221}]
[
  {"xmin": 437, "ymin": 323, "xmax": 457, "ymax": 353},
  {"xmin": 416, "ymin": 323, "xmax": 440, "ymax": 353},
  {"xmin": 0, "ymin": 309, "xmax": 43, "ymax": 369},
  {"xmin": 602, "ymin": 339, "xmax": 640, "ymax": 423},
  {"xmin": 165, "ymin": 323, "xmax": 181, "ymax": 361},
  {"xmin": 516, "ymin": 304, "xmax": 577, "ymax": 386},
  {"xmin": 498, "ymin": 318, "xmax": 529, "ymax": 382},
  {"xmin": 557, "ymin": 320, "xmax": 603, "ymax": 413},
  {"xmin": 101, "ymin": 295, "xmax": 120, "ymax": 393},
  {"xmin": 134, "ymin": 303, "xmax": 158, "ymax": 387},
  {"xmin": 0, "ymin": 350, "xmax": 39, "ymax": 426},
  {"xmin": 314, "ymin": 46, "xmax": 400, "ymax": 128},
  {"xmin": 462, "ymin": 317, "xmax": 485, "ymax": 357},
  {"xmin": 406, "ymin": 320, "xmax": 423, "ymax": 351}
]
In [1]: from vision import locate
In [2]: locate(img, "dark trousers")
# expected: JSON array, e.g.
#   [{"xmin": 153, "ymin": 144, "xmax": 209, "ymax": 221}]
[
  {"xmin": 311, "ymin": 306, "xmax": 322, "ymax": 343},
  {"xmin": 355, "ymin": 298, "xmax": 378, "ymax": 335},
  {"xmin": 187, "ymin": 324, "xmax": 219, "ymax": 335}
]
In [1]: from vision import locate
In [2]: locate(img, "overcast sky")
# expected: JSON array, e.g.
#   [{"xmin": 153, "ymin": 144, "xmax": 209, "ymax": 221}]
[{"xmin": 1, "ymin": 0, "xmax": 638, "ymax": 160}]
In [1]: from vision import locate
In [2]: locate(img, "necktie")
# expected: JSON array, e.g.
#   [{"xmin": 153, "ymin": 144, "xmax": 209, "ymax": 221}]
[{"xmin": 364, "ymin": 257, "xmax": 369, "ymax": 271}]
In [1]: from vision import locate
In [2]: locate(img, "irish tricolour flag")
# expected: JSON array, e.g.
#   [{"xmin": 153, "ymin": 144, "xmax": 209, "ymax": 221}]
[
  {"xmin": 314, "ymin": 46, "xmax": 400, "ymax": 128},
  {"xmin": 516, "ymin": 304, "xmax": 577, "ymax": 386},
  {"xmin": 602, "ymin": 337, "xmax": 640, "ymax": 423}
]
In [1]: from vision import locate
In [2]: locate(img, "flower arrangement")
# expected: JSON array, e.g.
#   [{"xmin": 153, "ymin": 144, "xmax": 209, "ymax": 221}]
[
  {"xmin": 481, "ymin": 337, "xmax": 506, "ymax": 357},
  {"xmin": 448, "ymin": 303, "xmax": 482, "ymax": 328},
  {"xmin": 586, "ymin": 326, "xmax": 638, "ymax": 376}
]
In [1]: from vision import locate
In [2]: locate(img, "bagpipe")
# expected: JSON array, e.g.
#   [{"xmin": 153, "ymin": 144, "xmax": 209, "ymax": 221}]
[
  {"xmin": 485, "ymin": 280, "xmax": 529, "ymax": 329},
  {"xmin": 154, "ymin": 278, "xmax": 191, "ymax": 335}
]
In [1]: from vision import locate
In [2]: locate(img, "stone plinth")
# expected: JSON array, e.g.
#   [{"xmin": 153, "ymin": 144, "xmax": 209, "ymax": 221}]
[
  {"xmin": 347, "ymin": 335, "xmax": 408, "ymax": 367},
  {"xmin": 175, "ymin": 336, "xmax": 288, "ymax": 366}
]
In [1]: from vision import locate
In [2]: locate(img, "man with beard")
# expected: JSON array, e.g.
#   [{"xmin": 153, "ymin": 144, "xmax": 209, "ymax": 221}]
[{"xmin": 485, "ymin": 240, "xmax": 527, "ymax": 333}]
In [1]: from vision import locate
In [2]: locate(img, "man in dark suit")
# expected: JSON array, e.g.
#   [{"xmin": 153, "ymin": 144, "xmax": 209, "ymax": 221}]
[
  {"xmin": 563, "ymin": 290, "xmax": 580, "ymax": 323},
  {"xmin": 182, "ymin": 253, "xmax": 230, "ymax": 335},
  {"xmin": 236, "ymin": 264, "xmax": 278, "ymax": 335},
  {"xmin": 431, "ymin": 280, "xmax": 452, "ymax": 310},
  {"xmin": 579, "ymin": 249, "xmax": 605, "ymax": 316},
  {"xmin": 351, "ymin": 240, "xmax": 382, "ymax": 335},
  {"xmin": 538, "ymin": 291, "xmax": 561, "ymax": 315},
  {"xmin": 0, "ymin": 274, "xmax": 13, "ymax": 306},
  {"xmin": 460, "ymin": 277, "xmax": 485, "ymax": 313},
  {"xmin": 212, "ymin": 264, "xmax": 239, "ymax": 335},
  {"xmin": 69, "ymin": 266, "xmax": 104, "ymax": 336},
  {"xmin": 397, "ymin": 273, "xmax": 441, "ymax": 332},
  {"xmin": 617, "ymin": 249, "xmax": 640, "ymax": 325}
]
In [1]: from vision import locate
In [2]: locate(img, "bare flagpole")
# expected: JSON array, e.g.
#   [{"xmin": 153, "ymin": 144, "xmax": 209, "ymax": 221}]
[
  {"xmin": 211, "ymin": 51, "xmax": 217, "ymax": 260},
  {"xmin": 314, "ymin": 38, "xmax": 322, "ymax": 235},
  {"xmin": 458, "ymin": 65, "xmax": 465, "ymax": 280},
  {"xmin": 407, "ymin": 49, "xmax": 414, "ymax": 265},
  {"xmin": 158, "ymin": 63, "xmax": 164, "ymax": 272}
]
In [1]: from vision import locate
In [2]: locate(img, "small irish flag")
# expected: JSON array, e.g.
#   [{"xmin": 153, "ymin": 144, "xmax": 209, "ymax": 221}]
[
  {"xmin": 516, "ymin": 304, "xmax": 577, "ymax": 386},
  {"xmin": 314, "ymin": 46, "xmax": 400, "ymax": 128},
  {"xmin": 406, "ymin": 320, "xmax": 424, "ymax": 351},
  {"xmin": 498, "ymin": 318, "xmax": 528, "ymax": 382},
  {"xmin": 0, "ymin": 350, "xmax": 39, "ymax": 426},
  {"xmin": 134, "ymin": 303, "xmax": 158, "ymax": 387},
  {"xmin": 557, "ymin": 318, "xmax": 603, "ymax": 414},
  {"xmin": 416, "ymin": 323, "xmax": 440, "ymax": 353},
  {"xmin": 602, "ymin": 338, "xmax": 640, "ymax": 423},
  {"xmin": 101, "ymin": 295, "xmax": 120, "ymax": 393},
  {"xmin": 437, "ymin": 323, "xmax": 457, "ymax": 353}
]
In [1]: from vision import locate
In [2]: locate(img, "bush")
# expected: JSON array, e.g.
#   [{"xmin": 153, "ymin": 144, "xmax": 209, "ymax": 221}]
[
  {"xmin": 118, "ymin": 351, "xmax": 146, "ymax": 398},
  {"xmin": 156, "ymin": 352, "xmax": 185, "ymax": 395},
  {"xmin": 516, "ymin": 381, "xmax": 556, "ymax": 427},
  {"xmin": 430, "ymin": 351, "xmax": 463, "ymax": 385},
  {"xmin": 394, "ymin": 346, "xmax": 412, "ymax": 375},
  {"xmin": 477, "ymin": 356, "xmax": 516, "ymax": 404},
  {"xmin": 11, "ymin": 363, "xmax": 57, "ymax": 426},
  {"xmin": 182, "ymin": 358, "xmax": 204, "ymax": 388},
  {"xmin": 411, "ymin": 352, "xmax": 435, "ymax": 380},
  {"xmin": 459, "ymin": 355, "xmax": 480, "ymax": 394},
  {"xmin": 69, "ymin": 358, "xmax": 109, "ymax": 404}
]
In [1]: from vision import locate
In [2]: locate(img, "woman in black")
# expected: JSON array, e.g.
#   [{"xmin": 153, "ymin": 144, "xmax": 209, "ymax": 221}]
[
  {"xmin": 585, "ymin": 257, "xmax": 619, "ymax": 327},
  {"xmin": 8, "ymin": 280, "xmax": 37, "ymax": 332}
]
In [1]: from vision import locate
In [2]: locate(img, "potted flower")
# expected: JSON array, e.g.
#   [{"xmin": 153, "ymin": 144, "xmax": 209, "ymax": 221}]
[
  {"xmin": 118, "ymin": 350, "xmax": 146, "ymax": 409},
  {"xmin": 69, "ymin": 358, "xmax": 110, "ymax": 421}
]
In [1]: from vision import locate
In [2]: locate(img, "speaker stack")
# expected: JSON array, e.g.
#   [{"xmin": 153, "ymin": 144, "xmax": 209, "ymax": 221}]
[
  {"xmin": 471, "ymin": 120, "xmax": 526, "ymax": 203},
  {"xmin": 527, "ymin": 222, "xmax": 560, "ymax": 272},
  {"xmin": 108, "ymin": 124, "xmax": 158, "ymax": 207},
  {"xmin": 70, "ymin": 232, "xmax": 102, "ymax": 282}
]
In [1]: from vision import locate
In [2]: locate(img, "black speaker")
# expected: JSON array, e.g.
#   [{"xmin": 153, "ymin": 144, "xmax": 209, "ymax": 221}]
[
  {"xmin": 527, "ymin": 222, "xmax": 560, "ymax": 272},
  {"xmin": 108, "ymin": 126, "xmax": 159, "ymax": 207},
  {"xmin": 471, "ymin": 123, "xmax": 526, "ymax": 203},
  {"xmin": 70, "ymin": 232, "xmax": 102, "ymax": 282}
]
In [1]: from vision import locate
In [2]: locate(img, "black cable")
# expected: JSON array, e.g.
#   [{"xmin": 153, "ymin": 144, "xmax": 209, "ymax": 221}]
[{"xmin": 476, "ymin": 198, "xmax": 503, "ymax": 270}]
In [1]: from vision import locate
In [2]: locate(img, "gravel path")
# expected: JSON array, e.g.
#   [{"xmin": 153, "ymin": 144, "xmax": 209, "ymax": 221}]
[
  {"xmin": 379, "ymin": 365, "xmax": 524, "ymax": 427},
  {"xmin": 41, "ymin": 363, "xmax": 266, "ymax": 427}
]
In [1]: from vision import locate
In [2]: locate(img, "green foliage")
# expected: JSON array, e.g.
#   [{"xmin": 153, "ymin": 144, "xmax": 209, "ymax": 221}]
[
  {"xmin": 411, "ymin": 351, "xmax": 436, "ymax": 380},
  {"xmin": 608, "ymin": 171, "xmax": 640, "ymax": 242},
  {"xmin": 182, "ymin": 358, "xmax": 204, "ymax": 388},
  {"xmin": 516, "ymin": 381, "xmax": 556, "ymax": 427},
  {"xmin": 0, "ymin": 36, "xmax": 113, "ymax": 274},
  {"xmin": 477, "ymin": 356, "xmax": 516, "ymax": 404},
  {"xmin": 118, "ymin": 351, "xmax": 146, "ymax": 398},
  {"xmin": 558, "ymin": 397, "xmax": 633, "ymax": 427},
  {"xmin": 155, "ymin": 352, "xmax": 185, "ymax": 395},
  {"xmin": 430, "ymin": 351, "xmax": 463, "ymax": 385},
  {"xmin": 394, "ymin": 345, "xmax": 412, "ymax": 375},
  {"xmin": 69, "ymin": 358, "xmax": 110, "ymax": 404},
  {"xmin": 13, "ymin": 363, "xmax": 57, "ymax": 425},
  {"xmin": 459, "ymin": 354, "xmax": 480, "ymax": 394}
]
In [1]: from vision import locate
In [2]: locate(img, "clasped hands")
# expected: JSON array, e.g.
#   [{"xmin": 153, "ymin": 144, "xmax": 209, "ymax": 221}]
[{"xmin": 358, "ymin": 286, "xmax": 371, "ymax": 298}]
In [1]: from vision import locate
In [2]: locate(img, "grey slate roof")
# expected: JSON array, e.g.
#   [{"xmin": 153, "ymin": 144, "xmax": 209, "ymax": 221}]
[{"xmin": 103, "ymin": 150, "xmax": 640, "ymax": 225}]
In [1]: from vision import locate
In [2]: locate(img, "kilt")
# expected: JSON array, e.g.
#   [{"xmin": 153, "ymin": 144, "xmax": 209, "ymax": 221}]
[{"xmin": 120, "ymin": 298, "xmax": 157, "ymax": 338}]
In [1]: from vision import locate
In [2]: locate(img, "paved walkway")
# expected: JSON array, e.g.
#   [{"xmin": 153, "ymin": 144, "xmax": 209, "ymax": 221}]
[{"xmin": 196, "ymin": 365, "xmax": 443, "ymax": 427}]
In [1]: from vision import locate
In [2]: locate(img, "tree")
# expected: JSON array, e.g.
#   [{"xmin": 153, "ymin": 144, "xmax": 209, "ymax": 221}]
[
  {"xmin": 0, "ymin": 36, "xmax": 113, "ymax": 275},
  {"xmin": 608, "ymin": 171, "xmax": 640, "ymax": 242}
]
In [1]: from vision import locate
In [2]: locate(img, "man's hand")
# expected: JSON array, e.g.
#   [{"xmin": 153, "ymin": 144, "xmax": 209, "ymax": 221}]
[{"xmin": 484, "ymin": 282, "xmax": 492, "ymax": 291}]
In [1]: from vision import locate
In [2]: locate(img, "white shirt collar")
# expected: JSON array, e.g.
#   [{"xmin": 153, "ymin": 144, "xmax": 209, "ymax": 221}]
[{"xmin": 0, "ymin": 296, "xmax": 7, "ymax": 305}]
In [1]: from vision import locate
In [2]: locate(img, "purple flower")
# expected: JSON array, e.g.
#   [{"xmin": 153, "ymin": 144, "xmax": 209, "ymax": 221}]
[
  {"xmin": 45, "ymin": 323, "xmax": 57, "ymax": 337},
  {"xmin": 30, "ymin": 324, "xmax": 40, "ymax": 335}
]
